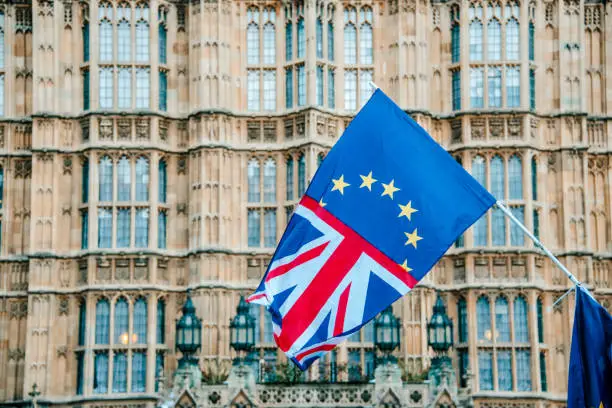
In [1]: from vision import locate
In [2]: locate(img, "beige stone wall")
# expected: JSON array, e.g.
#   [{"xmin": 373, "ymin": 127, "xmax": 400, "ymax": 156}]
[{"xmin": 0, "ymin": 0, "xmax": 609, "ymax": 406}]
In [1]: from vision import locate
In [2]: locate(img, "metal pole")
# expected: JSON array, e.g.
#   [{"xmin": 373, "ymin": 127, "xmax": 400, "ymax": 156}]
[{"xmin": 495, "ymin": 201, "xmax": 582, "ymax": 287}]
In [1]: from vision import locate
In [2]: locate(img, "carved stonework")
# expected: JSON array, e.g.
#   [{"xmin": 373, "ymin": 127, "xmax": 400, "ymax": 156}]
[
  {"xmin": 63, "ymin": 156, "xmax": 72, "ymax": 174},
  {"xmin": 58, "ymin": 296, "xmax": 69, "ymax": 316},
  {"xmin": 136, "ymin": 118, "xmax": 150, "ymax": 140},
  {"xmin": 15, "ymin": 160, "xmax": 32, "ymax": 178},
  {"xmin": 8, "ymin": 348, "xmax": 25, "ymax": 361},
  {"xmin": 56, "ymin": 346, "xmax": 69, "ymax": 358},
  {"xmin": 159, "ymin": 119, "xmax": 169, "ymax": 142},
  {"xmin": 99, "ymin": 118, "xmax": 113, "ymax": 140},
  {"xmin": 178, "ymin": 157, "xmax": 187, "ymax": 174},
  {"xmin": 118, "ymin": 119, "xmax": 131, "ymax": 140}
]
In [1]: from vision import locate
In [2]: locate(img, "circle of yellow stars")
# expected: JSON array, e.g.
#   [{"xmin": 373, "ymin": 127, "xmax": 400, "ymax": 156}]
[{"xmin": 326, "ymin": 171, "xmax": 423, "ymax": 274}]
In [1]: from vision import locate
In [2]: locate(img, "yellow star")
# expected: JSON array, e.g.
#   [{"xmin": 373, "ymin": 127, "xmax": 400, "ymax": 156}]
[
  {"xmin": 398, "ymin": 201, "xmax": 418, "ymax": 221},
  {"xmin": 319, "ymin": 198, "xmax": 327, "ymax": 207},
  {"xmin": 399, "ymin": 259, "xmax": 413, "ymax": 273},
  {"xmin": 381, "ymin": 179, "xmax": 400, "ymax": 199},
  {"xmin": 599, "ymin": 403, "xmax": 604, "ymax": 408},
  {"xmin": 359, "ymin": 171, "xmax": 377, "ymax": 191},
  {"xmin": 331, "ymin": 175, "xmax": 350, "ymax": 195},
  {"xmin": 404, "ymin": 228, "xmax": 423, "ymax": 248}
]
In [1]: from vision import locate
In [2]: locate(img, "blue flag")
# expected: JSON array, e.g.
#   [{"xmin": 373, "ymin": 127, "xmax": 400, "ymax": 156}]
[
  {"xmin": 568, "ymin": 286, "xmax": 612, "ymax": 408},
  {"xmin": 248, "ymin": 89, "xmax": 496, "ymax": 369}
]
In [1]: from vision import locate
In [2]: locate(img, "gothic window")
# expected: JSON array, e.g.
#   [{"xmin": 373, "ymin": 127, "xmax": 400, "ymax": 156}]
[
  {"xmin": 344, "ymin": 10, "xmax": 357, "ymax": 64},
  {"xmin": 359, "ymin": 7, "xmax": 373, "ymax": 64},
  {"xmin": 82, "ymin": 19, "xmax": 90, "ymax": 62},
  {"xmin": 0, "ymin": 12, "xmax": 4, "ymax": 70},
  {"xmin": 505, "ymin": 14, "xmax": 520, "ymax": 60},
  {"xmin": 451, "ymin": 6, "xmax": 460, "ymax": 63},
  {"xmin": 298, "ymin": 154, "xmax": 306, "ymax": 197},
  {"xmin": 94, "ymin": 352, "xmax": 109, "ymax": 393},
  {"xmin": 157, "ymin": 299, "xmax": 165, "ymax": 344},
  {"xmin": 96, "ymin": 299, "xmax": 110, "ymax": 344},
  {"xmin": 497, "ymin": 350, "xmax": 512, "ymax": 390},
  {"xmin": 506, "ymin": 66, "xmax": 520, "ymax": 107},
  {"xmin": 264, "ymin": 209, "xmax": 277, "ymax": 247},
  {"xmin": 477, "ymin": 296, "xmax": 491, "ymax": 341},
  {"xmin": 490, "ymin": 155, "xmax": 504, "ymax": 198},
  {"xmin": 297, "ymin": 65, "xmax": 305, "ymax": 106},
  {"xmin": 452, "ymin": 70, "xmax": 461, "ymax": 110},
  {"xmin": 495, "ymin": 296, "xmax": 510, "ymax": 341},
  {"xmin": 132, "ymin": 352, "xmax": 147, "ymax": 392},
  {"xmin": 285, "ymin": 67, "xmax": 293, "ymax": 108},
  {"xmin": 469, "ymin": 4, "xmax": 483, "ymax": 61},
  {"xmin": 488, "ymin": 67, "xmax": 502, "ymax": 107},
  {"xmin": 317, "ymin": 17, "xmax": 323, "ymax": 58},
  {"xmin": 133, "ymin": 298, "xmax": 147, "ymax": 343},
  {"xmin": 135, "ymin": 208, "xmax": 149, "ymax": 247},
  {"xmin": 510, "ymin": 206, "xmax": 524, "ymax": 245},
  {"xmin": 528, "ymin": 21, "xmax": 534, "ymax": 61},
  {"xmin": 248, "ymin": 159, "xmax": 260, "ymax": 203},
  {"xmin": 135, "ymin": 68, "xmax": 150, "ymax": 109},
  {"xmin": 328, "ymin": 69, "xmax": 335, "ymax": 108},
  {"xmin": 343, "ymin": 6, "xmax": 373, "ymax": 110},
  {"xmin": 487, "ymin": 19, "xmax": 501, "ymax": 60},
  {"xmin": 516, "ymin": 350, "xmax": 532, "ymax": 390},
  {"xmin": 478, "ymin": 351, "xmax": 493, "ymax": 390},
  {"xmin": 537, "ymin": 297, "xmax": 544, "ymax": 342},
  {"xmin": 82, "ymin": 158, "xmax": 89, "ymax": 203},
  {"xmin": 285, "ymin": 22, "xmax": 292, "ymax": 61},
  {"xmin": 118, "ymin": 68, "xmax": 132, "ymax": 108},
  {"xmin": 514, "ymin": 296, "xmax": 529, "ymax": 342},
  {"xmin": 117, "ymin": 156, "xmax": 131, "ymax": 201},
  {"xmin": 159, "ymin": 160, "xmax": 167, "ymax": 203},
  {"xmin": 247, "ymin": 70, "xmax": 260, "ymax": 111},
  {"xmin": 159, "ymin": 17, "xmax": 167, "ymax": 64},
  {"xmin": 345, "ymin": 69, "xmax": 357, "ymax": 110},
  {"xmin": 135, "ymin": 156, "xmax": 150, "ymax": 201},
  {"xmin": 117, "ymin": 208, "xmax": 130, "ymax": 247},
  {"xmin": 317, "ymin": 65, "xmax": 324, "ymax": 106},
  {"xmin": 263, "ymin": 71, "xmax": 276, "ymax": 111},
  {"xmin": 530, "ymin": 68, "xmax": 535, "ymax": 109},
  {"xmin": 76, "ymin": 352, "xmax": 85, "ymax": 394},
  {"xmin": 263, "ymin": 14, "xmax": 276, "ymax": 65},
  {"xmin": 458, "ymin": 297, "xmax": 468, "ymax": 342},
  {"xmin": 263, "ymin": 158, "xmax": 276, "ymax": 203},
  {"xmin": 248, "ymin": 209, "xmax": 260, "ymax": 247},
  {"xmin": 159, "ymin": 71, "xmax": 167, "ymax": 111},
  {"xmin": 297, "ymin": 17, "xmax": 305, "ymax": 58},
  {"xmin": 78, "ymin": 301, "xmax": 87, "ymax": 346},
  {"xmin": 114, "ymin": 297, "xmax": 129, "ymax": 343},
  {"xmin": 135, "ymin": 3, "xmax": 149, "ymax": 62},
  {"xmin": 99, "ymin": 156, "xmax": 113, "ymax": 201},
  {"xmin": 113, "ymin": 352, "xmax": 128, "ymax": 392},
  {"xmin": 247, "ymin": 8, "xmax": 259, "ymax": 64},
  {"xmin": 99, "ymin": 67, "xmax": 113, "ymax": 108},
  {"xmin": 117, "ymin": 4, "xmax": 130, "ymax": 61},
  {"xmin": 286, "ymin": 157, "xmax": 294, "ymax": 200},
  {"xmin": 539, "ymin": 352, "xmax": 548, "ymax": 391},
  {"xmin": 158, "ymin": 210, "xmax": 167, "ymax": 249},
  {"xmin": 99, "ymin": 3, "xmax": 113, "ymax": 61},
  {"xmin": 509, "ymin": 155, "xmax": 523, "ymax": 199},
  {"xmin": 470, "ymin": 67, "xmax": 484, "ymax": 108},
  {"xmin": 328, "ymin": 21, "xmax": 334, "ymax": 61}
]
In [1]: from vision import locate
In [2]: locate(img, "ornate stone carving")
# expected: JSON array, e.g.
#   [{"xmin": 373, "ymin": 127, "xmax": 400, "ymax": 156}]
[
  {"xmin": 56, "ymin": 345, "xmax": 69, "ymax": 358},
  {"xmin": 159, "ymin": 119, "xmax": 169, "ymax": 142},
  {"xmin": 99, "ymin": 118, "xmax": 113, "ymax": 140},
  {"xmin": 63, "ymin": 156, "xmax": 72, "ymax": 174},
  {"xmin": 118, "ymin": 118, "xmax": 131, "ymax": 140},
  {"xmin": 58, "ymin": 296, "xmax": 69, "ymax": 315},
  {"xmin": 136, "ymin": 118, "xmax": 150, "ymax": 140},
  {"xmin": 178, "ymin": 156, "xmax": 187, "ymax": 174},
  {"xmin": 15, "ymin": 160, "xmax": 32, "ymax": 178}
]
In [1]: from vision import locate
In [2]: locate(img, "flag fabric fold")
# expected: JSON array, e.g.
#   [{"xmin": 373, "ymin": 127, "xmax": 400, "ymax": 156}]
[
  {"xmin": 568, "ymin": 286, "xmax": 612, "ymax": 408},
  {"xmin": 248, "ymin": 89, "xmax": 496, "ymax": 370}
]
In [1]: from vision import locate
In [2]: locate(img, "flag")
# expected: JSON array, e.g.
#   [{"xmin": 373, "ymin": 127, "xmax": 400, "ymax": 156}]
[
  {"xmin": 247, "ymin": 89, "xmax": 495, "ymax": 370},
  {"xmin": 568, "ymin": 285, "xmax": 612, "ymax": 408}
]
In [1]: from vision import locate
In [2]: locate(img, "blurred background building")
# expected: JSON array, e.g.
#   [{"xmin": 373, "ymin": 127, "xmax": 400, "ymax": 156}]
[{"xmin": 0, "ymin": 0, "xmax": 610, "ymax": 407}]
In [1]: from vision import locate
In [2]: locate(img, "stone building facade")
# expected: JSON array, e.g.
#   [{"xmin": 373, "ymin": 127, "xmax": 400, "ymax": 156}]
[{"xmin": 0, "ymin": 0, "xmax": 610, "ymax": 406}]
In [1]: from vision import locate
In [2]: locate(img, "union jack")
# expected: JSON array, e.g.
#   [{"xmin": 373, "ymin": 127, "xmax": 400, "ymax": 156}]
[{"xmin": 247, "ymin": 196, "xmax": 417, "ymax": 369}]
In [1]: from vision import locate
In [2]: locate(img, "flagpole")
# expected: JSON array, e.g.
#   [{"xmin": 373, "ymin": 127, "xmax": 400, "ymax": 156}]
[{"xmin": 495, "ymin": 201, "xmax": 583, "ymax": 287}]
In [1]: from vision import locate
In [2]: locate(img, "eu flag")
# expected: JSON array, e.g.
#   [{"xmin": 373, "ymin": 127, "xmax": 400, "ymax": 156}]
[
  {"xmin": 248, "ymin": 89, "xmax": 496, "ymax": 369},
  {"xmin": 568, "ymin": 286, "xmax": 612, "ymax": 408}
]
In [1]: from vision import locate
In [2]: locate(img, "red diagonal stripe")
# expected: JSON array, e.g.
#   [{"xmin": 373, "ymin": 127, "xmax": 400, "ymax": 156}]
[
  {"xmin": 265, "ymin": 241, "xmax": 329, "ymax": 283},
  {"xmin": 333, "ymin": 284, "xmax": 351, "ymax": 336},
  {"xmin": 295, "ymin": 343, "xmax": 336, "ymax": 361}
]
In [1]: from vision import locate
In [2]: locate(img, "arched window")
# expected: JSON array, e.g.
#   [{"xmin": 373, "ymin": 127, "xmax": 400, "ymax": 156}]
[
  {"xmin": 451, "ymin": 23, "xmax": 460, "ymax": 63},
  {"xmin": 529, "ymin": 21, "xmax": 535, "ymax": 61},
  {"xmin": 159, "ymin": 23, "xmax": 167, "ymax": 64},
  {"xmin": 297, "ymin": 18, "xmax": 305, "ymax": 58},
  {"xmin": 99, "ymin": 156, "xmax": 113, "ymax": 201},
  {"xmin": 98, "ymin": 208, "xmax": 112, "ymax": 248},
  {"xmin": 537, "ymin": 297, "xmax": 544, "ymax": 343},
  {"xmin": 135, "ymin": 156, "xmax": 149, "ymax": 201},
  {"xmin": 328, "ymin": 22, "xmax": 334, "ymax": 61},
  {"xmin": 114, "ymin": 297, "xmax": 129, "ymax": 344},
  {"xmin": 514, "ymin": 295, "xmax": 529, "ymax": 342},
  {"xmin": 490, "ymin": 155, "xmax": 504, "ymax": 198},
  {"xmin": 298, "ymin": 154, "xmax": 306, "ymax": 197},
  {"xmin": 285, "ymin": 22, "xmax": 292, "ymax": 61},
  {"xmin": 359, "ymin": 20, "xmax": 373, "ymax": 64},
  {"xmin": 117, "ymin": 207, "xmax": 130, "ymax": 248},
  {"xmin": 248, "ymin": 159, "xmax": 260, "ymax": 203},
  {"xmin": 344, "ymin": 23, "xmax": 356, "ymax": 64},
  {"xmin": 458, "ymin": 297, "xmax": 468, "ymax": 342},
  {"xmin": 470, "ymin": 67, "xmax": 484, "ymax": 108},
  {"xmin": 247, "ymin": 8, "xmax": 259, "ymax": 64},
  {"xmin": 498, "ymin": 349, "xmax": 512, "ymax": 390},
  {"xmin": 263, "ymin": 158, "xmax": 276, "ymax": 202},
  {"xmin": 132, "ymin": 352, "xmax": 147, "ymax": 392},
  {"xmin": 158, "ymin": 210, "xmax": 167, "ymax": 249},
  {"xmin": 135, "ymin": 3, "xmax": 150, "ymax": 62},
  {"xmin": 95, "ymin": 299, "xmax": 110, "ymax": 344},
  {"xmin": 99, "ymin": 3, "xmax": 113, "ymax": 62},
  {"xmin": 469, "ymin": 20, "xmax": 483, "ymax": 60},
  {"xmin": 158, "ymin": 159, "xmax": 167, "ymax": 203},
  {"xmin": 472, "ymin": 155, "xmax": 486, "ymax": 186},
  {"xmin": 477, "ymin": 296, "xmax": 491, "ymax": 341},
  {"xmin": 156, "ymin": 299, "xmax": 165, "ymax": 344},
  {"xmin": 316, "ymin": 18, "xmax": 323, "ymax": 58},
  {"xmin": 487, "ymin": 19, "xmax": 501, "ymax": 60},
  {"xmin": 286, "ymin": 157, "xmax": 294, "ymax": 200},
  {"xmin": 118, "ymin": 67, "xmax": 131, "ymax": 108},
  {"xmin": 78, "ymin": 301, "xmax": 87, "ymax": 346},
  {"xmin": 531, "ymin": 156, "xmax": 537, "ymax": 200},
  {"xmin": 495, "ymin": 296, "xmax": 510, "ymax": 341},
  {"xmin": 82, "ymin": 19, "xmax": 89, "ymax": 62},
  {"xmin": 508, "ymin": 154, "xmax": 522, "ymax": 199},
  {"xmin": 135, "ymin": 208, "xmax": 149, "ymax": 247},
  {"xmin": 506, "ymin": 19, "xmax": 520, "ymax": 60},
  {"xmin": 117, "ymin": 156, "xmax": 131, "ymax": 201},
  {"xmin": 0, "ymin": 12, "xmax": 5, "ymax": 69},
  {"xmin": 133, "ymin": 298, "xmax": 147, "ymax": 343},
  {"xmin": 263, "ymin": 22, "xmax": 276, "ymax": 64},
  {"xmin": 82, "ymin": 159, "xmax": 89, "ymax": 203},
  {"xmin": 117, "ymin": 4, "xmax": 131, "ymax": 62},
  {"xmin": 488, "ymin": 67, "xmax": 502, "ymax": 107}
]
